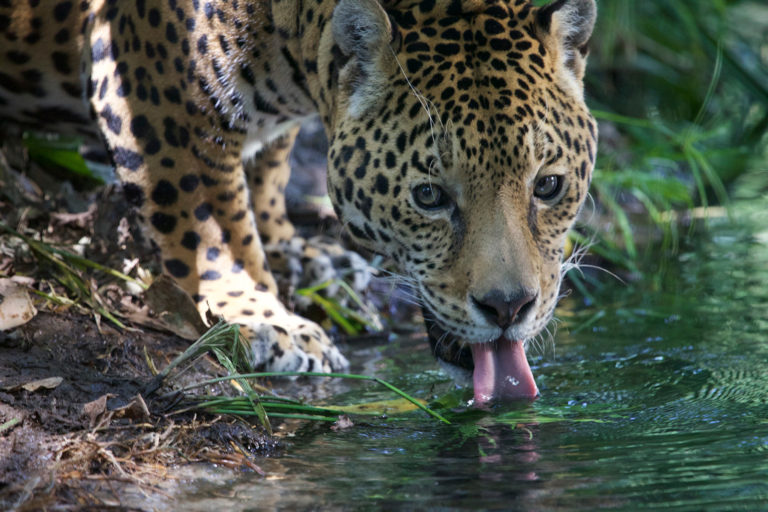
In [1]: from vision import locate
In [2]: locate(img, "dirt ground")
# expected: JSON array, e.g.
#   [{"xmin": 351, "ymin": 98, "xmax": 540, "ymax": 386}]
[
  {"xmin": 0, "ymin": 310, "xmax": 280, "ymax": 511},
  {"xmin": 0, "ymin": 124, "xmax": 376, "ymax": 510}
]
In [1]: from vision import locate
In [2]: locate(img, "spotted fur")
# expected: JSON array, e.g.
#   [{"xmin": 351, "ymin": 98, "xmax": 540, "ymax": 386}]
[{"xmin": 0, "ymin": 0, "xmax": 597, "ymax": 375}]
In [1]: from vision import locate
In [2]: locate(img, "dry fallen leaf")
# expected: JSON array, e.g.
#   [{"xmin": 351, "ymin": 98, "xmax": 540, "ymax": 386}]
[
  {"xmin": 0, "ymin": 278, "xmax": 38, "ymax": 330},
  {"xmin": 113, "ymin": 394, "xmax": 151, "ymax": 420},
  {"xmin": 121, "ymin": 275, "xmax": 207, "ymax": 340},
  {"xmin": 82, "ymin": 393, "xmax": 113, "ymax": 426},
  {"xmin": 3, "ymin": 376, "xmax": 63, "ymax": 392},
  {"xmin": 331, "ymin": 415, "xmax": 355, "ymax": 431}
]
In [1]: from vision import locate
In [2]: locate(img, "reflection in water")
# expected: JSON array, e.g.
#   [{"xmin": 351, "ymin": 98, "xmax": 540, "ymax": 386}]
[
  {"xmin": 170, "ymin": 197, "xmax": 768, "ymax": 510},
  {"xmin": 429, "ymin": 423, "xmax": 543, "ymax": 504}
]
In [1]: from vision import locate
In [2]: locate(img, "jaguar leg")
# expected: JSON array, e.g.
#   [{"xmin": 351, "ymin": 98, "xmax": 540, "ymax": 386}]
[
  {"xmin": 244, "ymin": 125, "xmax": 299, "ymax": 246},
  {"xmin": 246, "ymin": 125, "xmax": 375, "ymax": 311},
  {"xmin": 86, "ymin": 16, "xmax": 346, "ymax": 372}
]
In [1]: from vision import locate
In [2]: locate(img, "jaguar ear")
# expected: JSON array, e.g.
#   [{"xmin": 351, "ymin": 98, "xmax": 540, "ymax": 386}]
[
  {"xmin": 331, "ymin": 0, "xmax": 394, "ymax": 118},
  {"xmin": 536, "ymin": 0, "xmax": 597, "ymax": 81}
]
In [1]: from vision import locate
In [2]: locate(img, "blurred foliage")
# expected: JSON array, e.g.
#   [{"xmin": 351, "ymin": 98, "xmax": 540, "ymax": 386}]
[
  {"xmin": 571, "ymin": 0, "xmax": 768, "ymax": 282},
  {"xmin": 22, "ymin": 133, "xmax": 93, "ymax": 181},
  {"xmin": 22, "ymin": 132, "xmax": 107, "ymax": 189}
]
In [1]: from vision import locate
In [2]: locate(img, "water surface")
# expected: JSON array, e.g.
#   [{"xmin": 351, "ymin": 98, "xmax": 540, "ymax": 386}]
[{"xmin": 173, "ymin": 196, "xmax": 768, "ymax": 510}]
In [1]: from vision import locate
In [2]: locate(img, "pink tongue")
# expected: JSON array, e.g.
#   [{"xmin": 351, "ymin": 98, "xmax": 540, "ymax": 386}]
[{"xmin": 470, "ymin": 338, "xmax": 539, "ymax": 405}]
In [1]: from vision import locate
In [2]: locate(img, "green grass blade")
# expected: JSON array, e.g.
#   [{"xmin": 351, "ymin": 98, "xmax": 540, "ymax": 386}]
[
  {"xmin": 298, "ymin": 290, "xmax": 360, "ymax": 335},
  {"xmin": 259, "ymin": 413, "xmax": 338, "ymax": 422},
  {"xmin": 181, "ymin": 371, "xmax": 450, "ymax": 424}
]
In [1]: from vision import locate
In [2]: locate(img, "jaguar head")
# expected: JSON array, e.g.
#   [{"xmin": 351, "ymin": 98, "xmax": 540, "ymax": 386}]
[{"xmin": 320, "ymin": 0, "xmax": 597, "ymax": 404}]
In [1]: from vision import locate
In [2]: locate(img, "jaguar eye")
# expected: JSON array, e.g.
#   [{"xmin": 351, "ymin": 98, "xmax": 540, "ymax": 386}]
[
  {"xmin": 533, "ymin": 175, "xmax": 563, "ymax": 201},
  {"xmin": 412, "ymin": 183, "xmax": 449, "ymax": 210}
]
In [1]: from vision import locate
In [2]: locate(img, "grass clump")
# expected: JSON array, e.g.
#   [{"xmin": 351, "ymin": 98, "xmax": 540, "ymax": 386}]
[{"xmin": 149, "ymin": 320, "xmax": 450, "ymax": 433}]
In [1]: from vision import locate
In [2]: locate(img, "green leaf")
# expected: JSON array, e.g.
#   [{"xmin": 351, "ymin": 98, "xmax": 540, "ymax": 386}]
[{"xmin": 22, "ymin": 132, "xmax": 103, "ymax": 183}]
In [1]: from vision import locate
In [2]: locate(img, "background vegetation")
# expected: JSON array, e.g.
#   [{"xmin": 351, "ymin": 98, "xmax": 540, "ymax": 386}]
[{"xmin": 570, "ymin": 0, "xmax": 768, "ymax": 285}]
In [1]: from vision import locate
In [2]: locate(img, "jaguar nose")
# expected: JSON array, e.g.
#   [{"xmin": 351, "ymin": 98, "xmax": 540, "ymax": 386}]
[{"xmin": 472, "ymin": 288, "xmax": 537, "ymax": 329}]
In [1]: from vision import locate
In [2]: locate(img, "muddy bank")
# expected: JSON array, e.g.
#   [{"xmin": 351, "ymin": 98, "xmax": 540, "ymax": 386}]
[{"xmin": 0, "ymin": 311, "xmax": 279, "ymax": 510}]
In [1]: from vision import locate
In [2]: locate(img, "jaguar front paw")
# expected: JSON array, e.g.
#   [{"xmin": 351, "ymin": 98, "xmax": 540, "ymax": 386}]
[{"xmin": 240, "ymin": 312, "xmax": 349, "ymax": 373}]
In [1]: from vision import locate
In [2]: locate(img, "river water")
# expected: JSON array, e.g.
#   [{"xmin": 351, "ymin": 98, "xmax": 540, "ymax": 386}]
[{"xmin": 170, "ymin": 194, "xmax": 768, "ymax": 511}]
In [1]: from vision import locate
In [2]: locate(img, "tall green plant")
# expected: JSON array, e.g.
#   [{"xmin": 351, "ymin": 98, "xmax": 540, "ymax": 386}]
[{"xmin": 570, "ymin": 0, "xmax": 768, "ymax": 276}]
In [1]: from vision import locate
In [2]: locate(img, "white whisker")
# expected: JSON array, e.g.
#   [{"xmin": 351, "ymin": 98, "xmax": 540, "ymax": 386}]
[
  {"xmin": 389, "ymin": 46, "xmax": 444, "ymax": 146},
  {"xmin": 576, "ymin": 264, "xmax": 626, "ymax": 284}
]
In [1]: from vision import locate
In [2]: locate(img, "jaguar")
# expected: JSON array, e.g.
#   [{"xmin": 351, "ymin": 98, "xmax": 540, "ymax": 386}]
[{"xmin": 0, "ymin": 0, "xmax": 597, "ymax": 404}]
